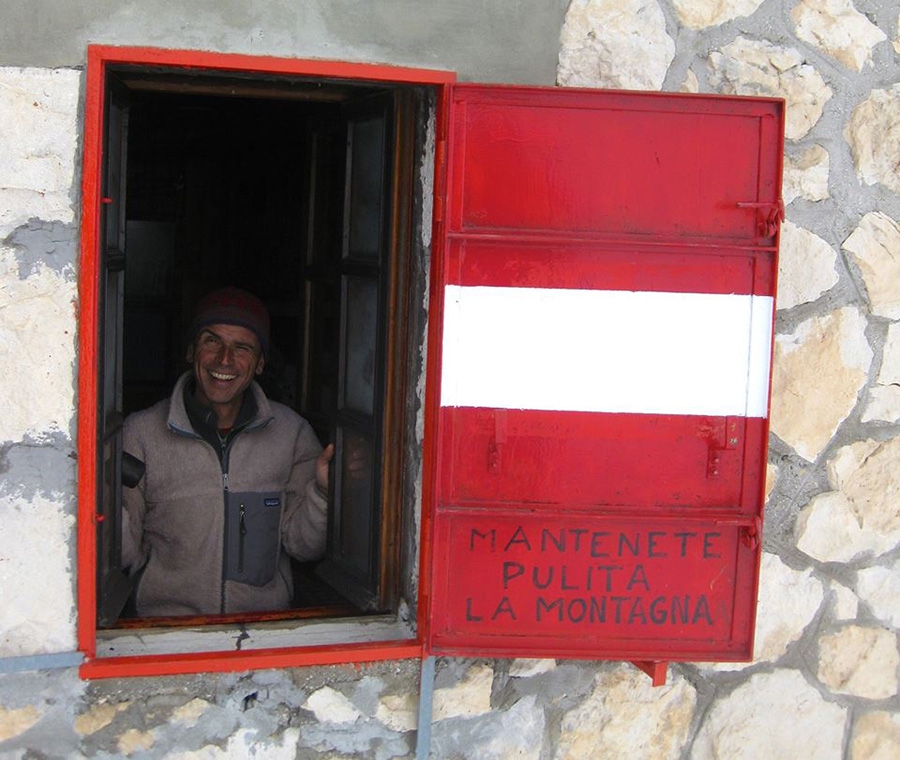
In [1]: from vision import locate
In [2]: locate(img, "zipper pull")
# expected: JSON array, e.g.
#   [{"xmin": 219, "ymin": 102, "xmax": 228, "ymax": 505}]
[
  {"xmin": 238, "ymin": 503, "xmax": 247, "ymax": 573},
  {"xmin": 223, "ymin": 472, "xmax": 229, "ymax": 491}
]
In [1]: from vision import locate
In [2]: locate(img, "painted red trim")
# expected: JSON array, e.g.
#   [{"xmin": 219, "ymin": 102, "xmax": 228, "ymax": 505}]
[
  {"xmin": 77, "ymin": 44, "xmax": 453, "ymax": 677},
  {"xmin": 86, "ymin": 45, "xmax": 456, "ymax": 85},
  {"xmin": 80, "ymin": 641, "xmax": 423, "ymax": 680},
  {"xmin": 76, "ymin": 45, "xmax": 107, "ymax": 659}
]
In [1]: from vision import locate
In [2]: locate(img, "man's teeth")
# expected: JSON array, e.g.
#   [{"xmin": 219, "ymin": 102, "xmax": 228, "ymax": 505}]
[{"xmin": 210, "ymin": 371, "xmax": 237, "ymax": 380}]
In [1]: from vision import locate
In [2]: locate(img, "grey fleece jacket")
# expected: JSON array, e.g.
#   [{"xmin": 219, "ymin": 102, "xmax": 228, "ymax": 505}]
[{"xmin": 122, "ymin": 372, "xmax": 328, "ymax": 617}]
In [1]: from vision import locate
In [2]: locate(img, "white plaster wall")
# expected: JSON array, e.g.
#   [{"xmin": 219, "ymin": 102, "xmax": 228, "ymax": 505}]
[{"xmin": 0, "ymin": 67, "xmax": 81, "ymax": 657}]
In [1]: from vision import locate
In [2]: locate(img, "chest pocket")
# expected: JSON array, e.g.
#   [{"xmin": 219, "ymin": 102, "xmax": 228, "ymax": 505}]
[{"xmin": 224, "ymin": 491, "xmax": 282, "ymax": 586}]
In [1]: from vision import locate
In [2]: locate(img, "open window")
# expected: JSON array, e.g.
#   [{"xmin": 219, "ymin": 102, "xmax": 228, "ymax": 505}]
[
  {"xmin": 79, "ymin": 49, "xmax": 451, "ymax": 675},
  {"xmin": 79, "ymin": 47, "xmax": 782, "ymax": 679}
]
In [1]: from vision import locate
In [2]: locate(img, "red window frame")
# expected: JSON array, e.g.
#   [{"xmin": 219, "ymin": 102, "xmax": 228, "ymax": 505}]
[{"xmin": 77, "ymin": 44, "xmax": 454, "ymax": 679}]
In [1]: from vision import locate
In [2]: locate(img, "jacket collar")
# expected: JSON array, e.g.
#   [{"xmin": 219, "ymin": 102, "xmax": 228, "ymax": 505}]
[{"xmin": 167, "ymin": 371, "xmax": 273, "ymax": 437}]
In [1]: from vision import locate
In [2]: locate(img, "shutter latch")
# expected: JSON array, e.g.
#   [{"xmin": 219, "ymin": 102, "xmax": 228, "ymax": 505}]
[{"xmin": 737, "ymin": 199, "xmax": 784, "ymax": 237}]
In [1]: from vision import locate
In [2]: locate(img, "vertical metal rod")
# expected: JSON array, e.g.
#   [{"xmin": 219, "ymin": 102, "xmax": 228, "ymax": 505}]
[{"xmin": 415, "ymin": 655, "xmax": 436, "ymax": 759}]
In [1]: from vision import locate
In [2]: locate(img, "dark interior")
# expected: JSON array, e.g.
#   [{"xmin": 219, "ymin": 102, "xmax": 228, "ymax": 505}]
[{"xmin": 118, "ymin": 76, "xmax": 390, "ymax": 613}]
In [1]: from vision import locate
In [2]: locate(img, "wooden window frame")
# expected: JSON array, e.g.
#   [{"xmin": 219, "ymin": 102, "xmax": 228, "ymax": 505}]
[{"xmin": 77, "ymin": 45, "xmax": 454, "ymax": 679}]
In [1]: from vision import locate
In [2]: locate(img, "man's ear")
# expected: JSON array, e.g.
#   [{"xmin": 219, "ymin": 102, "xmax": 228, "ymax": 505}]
[{"xmin": 255, "ymin": 355, "xmax": 265, "ymax": 376}]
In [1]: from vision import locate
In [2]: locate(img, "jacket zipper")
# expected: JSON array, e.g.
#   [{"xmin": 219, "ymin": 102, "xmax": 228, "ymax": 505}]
[{"xmin": 238, "ymin": 502, "xmax": 247, "ymax": 573}]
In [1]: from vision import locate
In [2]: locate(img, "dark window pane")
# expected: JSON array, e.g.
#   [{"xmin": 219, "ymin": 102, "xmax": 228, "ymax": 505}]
[
  {"xmin": 342, "ymin": 276, "xmax": 378, "ymax": 416},
  {"xmin": 346, "ymin": 116, "xmax": 385, "ymax": 260}
]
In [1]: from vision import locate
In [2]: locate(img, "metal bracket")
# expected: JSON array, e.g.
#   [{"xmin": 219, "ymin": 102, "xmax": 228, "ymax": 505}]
[
  {"xmin": 631, "ymin": 660, "xmax": 668, "ymax": 686},
  {"xmin": 489, "ymin": 410, "xmax": 507, "ymax": 473},
  {"xmin": 703, "ymin": 417, "xmax": 739, "ymax": 478},
  {"xmin": 737, "ymin": 199, "xmax": 785, "ymax": 238}
]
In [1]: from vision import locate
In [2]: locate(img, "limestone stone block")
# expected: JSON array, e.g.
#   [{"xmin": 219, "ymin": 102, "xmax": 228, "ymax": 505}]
[
  {"xmin": 692, "ymin": 670, "xmax": 845, "ymax": 759},
  {"xmin": 878, "ymin": 322, "xmax": 900, "ymax": 385},
  {"xmin": 0, "ymin": 704, "xmax": 41, "ymax": 742},
  {"xmin": 753, "ymin": 552, "xmax": 824, "ymax": 662},
  {"xmin": 793, "ymin": 0, "xmax": 887, "ymax": 71},
  {"xmin": 679, "ymin": 69, "xmax": 699, "ymax": 93},
  {"xmin": 433, "ymin": 663, "xmax": 493, "ymax": 721},
  {"xmin": 796, "ymin": 490, "xmax": 899, "ymax": 562},
  {"xmin": 697, "ymin": 552, "xmax": 823, "ymax": 672},
  {"xmin": 437, "ymin": 695, "xmax": 544, "ymax": 760},
  {"xmin": 798, "ymin": 438, "xmax": 900, "ymax": 560},
  {"xmin": 557, "ymin": 0, "xmax": 675, "ymax": 91},
  {"xmin": 765, "ymin": 461, "xmax": 779, "ymax": 503},
  {"xmin": 117, "ymin": 728, "xmax": 156, "ymax": 755},
  {"xmin": 553, "ymin": 665, "xmax": 696, "ymax": 760},
  {"xmin": 832, "ymin": 582, "xmax": 859, "ymax": 620},
  {"xmin": 851, "ymin": 712, "xmax": 900, "ymax": 760},
  {"xmin": 708, "ymin": 38, "xmax": 833, "ymax": 140},
  {"xmin": 817, "ymin": 625, "xmax": 899, "ymax": 699},
  {"xmin": 671, "ymin": 0, "xmax": 765, "ymax": 30},
  {"xmin": 865, "ymin": 323, "xmax": 900, "ymax": 417},
  {"xmin": 0, "ymin": 67, "xmax": 80, "ymax": 236},
  {"xmin": 74, "ymin": 701, "xmax": 130, "ymax": 736},
  {"xmin": 846, "ymin": 88, "xmax": 900, "ymax": 196},
  {"xmin": 862, "ymin": 385, "xmax": 900, "ymax": 423},
  {"xmin": 171, "ymin": 698, "xmax": 210, "ymax": 727},
  {"xmin": 375, "ymin": 693, "xmax": 418, "ymax": 732},
  {"xmin": 783, "ymin": 144, "xmax": 830, "ymax": 203},
  {"xmin": 777, "ymin": 220, "xmax": 839, "ymax": 310},
  {"xmin": 770, "ymin": 307, "xmax": 871, "ymax": 462},
  {"xmin": 302, "ymin": 686, "xmax": 362, "ymax": 724},
  {"xmin": 856, "ymin": 564, "xmax": 900, "ymax": 628},
  {"xmin": 828, "ymin": 438, "xmax": 900, "ymax": 538},
  {"xmin": 843, "ymin": 212, "xmax": 900, "ymax": 319},
  {"xmin": 508, "ymin": 658, "xmax": 556, "ymax": 678}
]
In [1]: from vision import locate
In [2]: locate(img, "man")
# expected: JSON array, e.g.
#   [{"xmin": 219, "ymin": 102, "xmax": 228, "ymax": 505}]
[{"xmin": 122, "ymin": 287, "xmax": 332, "ymax": 617}]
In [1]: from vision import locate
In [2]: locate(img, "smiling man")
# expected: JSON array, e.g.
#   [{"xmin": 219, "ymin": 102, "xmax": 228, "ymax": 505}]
[{"xmin": 121, "ymin": 287, "xmax": 332, "ymax": 617}]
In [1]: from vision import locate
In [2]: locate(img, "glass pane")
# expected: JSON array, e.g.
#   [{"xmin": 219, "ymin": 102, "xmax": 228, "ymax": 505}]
[
  {"xmin": 102, "ymin": 269, "xmax": 123, "ymax": 423},
  {"xmin": 342, "ymin": 276, "xmax": 378, "ymax": 415},
  {"xmin": 305, "ymin": 281, "xmax": 340, "ymax": 417},
  {"xmin": 346, "ymin": 115, "xmax": 385, "ymax": 260},
  {"xmin": 335, "ymin": 427, "xmax": 374, "ymax": 578},
  {"xmin": 307, "ymin": 131, "xmax": 343, "ymax": 267}
]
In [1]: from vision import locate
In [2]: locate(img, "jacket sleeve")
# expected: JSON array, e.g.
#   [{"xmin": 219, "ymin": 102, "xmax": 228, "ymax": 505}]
[
  {"xmin": 281, "ymin": 421, "xmax": 328, "ymax": 561},
  {"xmin": 121, "ymin": 415, "xmax": 150, "ymax": 573}
]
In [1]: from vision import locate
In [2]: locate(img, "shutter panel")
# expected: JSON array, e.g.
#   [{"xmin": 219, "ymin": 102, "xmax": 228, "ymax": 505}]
[
  {"xmin": 315, "ymin": 94, "xmax": 394, "ymax": 611},
  {"xmin": 96, "ymin": 78, "xmax": 134, "ymax": 626},
  {"xmin": 427, "ymin": 85, "xmax": 783, "ymax": 661}
]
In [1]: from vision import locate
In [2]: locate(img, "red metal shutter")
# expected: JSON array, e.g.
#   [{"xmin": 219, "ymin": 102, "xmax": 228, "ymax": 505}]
[{"xmin": 426, "ymin": 85, "xmax": 783, "ymax": 661}]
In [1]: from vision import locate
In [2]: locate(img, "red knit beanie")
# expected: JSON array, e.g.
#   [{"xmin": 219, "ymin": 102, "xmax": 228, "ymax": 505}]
[{"xmin": 190, "ymin": 287, "xmax": 270, "ymax": 354}]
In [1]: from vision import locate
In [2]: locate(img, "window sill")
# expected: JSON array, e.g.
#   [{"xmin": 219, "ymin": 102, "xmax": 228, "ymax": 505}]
[{"xmin": 83, "ymin": 614, "xmax": 419, "ymax": 678}]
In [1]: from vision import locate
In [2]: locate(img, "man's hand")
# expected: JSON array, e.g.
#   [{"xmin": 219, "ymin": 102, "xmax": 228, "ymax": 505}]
[{"xmin": 316, "ymin": 444, "xmax": 335, "ymax": 494}]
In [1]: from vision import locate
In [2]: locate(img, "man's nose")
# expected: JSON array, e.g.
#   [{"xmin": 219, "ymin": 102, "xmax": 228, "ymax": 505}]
[{"xmin": 217, "ymin": 343, "xmax": 235, "ymax": 364}]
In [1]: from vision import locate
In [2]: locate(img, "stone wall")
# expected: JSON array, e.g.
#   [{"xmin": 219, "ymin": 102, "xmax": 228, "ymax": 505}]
[{"xmin": 1, "ymin": 0, "xmax": 899, "ymax": 757}]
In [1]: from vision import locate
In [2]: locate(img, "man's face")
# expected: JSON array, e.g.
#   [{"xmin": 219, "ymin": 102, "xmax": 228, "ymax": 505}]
[{"xmin": 188, "ymin": 323, "xmax": 264, "ymax": 424}]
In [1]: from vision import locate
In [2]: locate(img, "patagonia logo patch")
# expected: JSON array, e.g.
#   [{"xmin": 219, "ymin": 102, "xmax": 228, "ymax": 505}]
[{"xmin": 264, "ymin": 498, "xmax": 281, "ymax": 507}]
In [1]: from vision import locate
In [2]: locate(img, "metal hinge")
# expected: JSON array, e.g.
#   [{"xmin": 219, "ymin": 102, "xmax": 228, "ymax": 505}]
[
  {"xmin": 737, "ymin": 199, "xmax": 784, "ymax": 237},
  {"xmin": 701, "ymin": 417, "xmax": 739, "ymax": 478}
]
